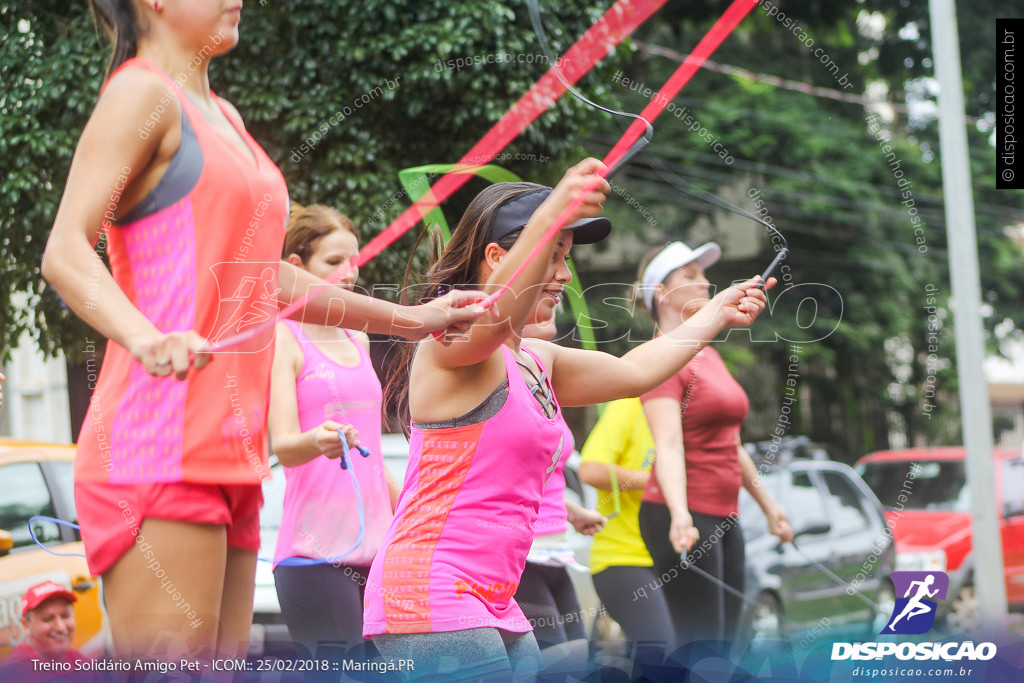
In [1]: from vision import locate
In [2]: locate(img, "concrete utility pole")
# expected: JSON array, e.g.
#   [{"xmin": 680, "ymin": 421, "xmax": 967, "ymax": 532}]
[{"xmin": 927, "ymin": 0, "xmax": 1007, "ymax": 620}]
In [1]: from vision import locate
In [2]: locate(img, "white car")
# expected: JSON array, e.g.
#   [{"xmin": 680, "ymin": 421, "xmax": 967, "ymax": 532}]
[{"xmin": 249, "ymin": 434, "xmax": 412, "ymax": 656}]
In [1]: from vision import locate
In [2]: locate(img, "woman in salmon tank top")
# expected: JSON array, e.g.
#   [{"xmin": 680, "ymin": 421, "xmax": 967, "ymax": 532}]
[
  {"xmin": 268, "ymin": 205, "xmax": 401, "ymax": 654},
  {"xmin": 364, "ymin": 158, "xmax": 774, "ymax": 680},
  {"xmin": 40, "ymin": 1, "xmax": 482, "ymax": 662}
]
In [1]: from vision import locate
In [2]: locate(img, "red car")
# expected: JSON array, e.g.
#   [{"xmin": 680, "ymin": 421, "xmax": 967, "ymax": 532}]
[{"xmin": 855, "ymin": 447, "xmax": 1024, "ymax": 630}]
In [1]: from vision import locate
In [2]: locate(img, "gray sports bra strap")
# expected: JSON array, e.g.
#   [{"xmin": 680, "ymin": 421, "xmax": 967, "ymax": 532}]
[
  {"xmin": 116, "ymin": 113, "xmax": 204, "ymax": 225},
  {"xmin": 412, "ymin": 380, "xmax": 510, "ymax": 430}
]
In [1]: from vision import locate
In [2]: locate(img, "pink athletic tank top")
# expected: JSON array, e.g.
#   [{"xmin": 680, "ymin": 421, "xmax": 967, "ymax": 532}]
[
  {"xmin": 273, "ymin": 320, "xmax": 392, "ymax": 567},
  {"xmin": 363, "ymin": 345, "xmax": 574, "ymax": 635},
  {"xmin": 76, "ymin": 58, "xmax": 288, "ymax": 485},
  {"xmin": 534, "ymin": 449, "xmax": 570, "ymax": 537}
]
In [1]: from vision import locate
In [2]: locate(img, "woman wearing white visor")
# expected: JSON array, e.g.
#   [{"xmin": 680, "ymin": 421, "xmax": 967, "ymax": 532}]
[{"xmin": 636, "ymin": 241, "xmax": 793, "ymax": 649}]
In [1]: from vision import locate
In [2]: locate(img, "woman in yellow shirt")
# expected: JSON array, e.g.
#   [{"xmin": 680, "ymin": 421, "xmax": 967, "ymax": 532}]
[{"xmin": 579, "ymin": 398, "xmax": 673, "ymax": 650}]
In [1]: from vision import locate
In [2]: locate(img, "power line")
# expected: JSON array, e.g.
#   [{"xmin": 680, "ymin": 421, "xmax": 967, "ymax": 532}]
[
  {"xmin": 590, "ymin": 134, "xmax": 1022, "ymax": 226},
  {"xmin": 634, "ymin": 41, "xmax": 981, "ymax": 126}
]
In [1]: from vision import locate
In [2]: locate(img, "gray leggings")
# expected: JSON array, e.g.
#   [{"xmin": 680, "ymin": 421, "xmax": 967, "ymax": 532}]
[{"xmin": 372, "ymin": 628, "xmax": 541, "ymax": 681}]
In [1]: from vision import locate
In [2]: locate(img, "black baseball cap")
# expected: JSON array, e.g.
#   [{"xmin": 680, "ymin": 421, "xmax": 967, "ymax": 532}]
[{"xmin": 487, "ymin": 187, "xmax": 612, "ymax": 245}]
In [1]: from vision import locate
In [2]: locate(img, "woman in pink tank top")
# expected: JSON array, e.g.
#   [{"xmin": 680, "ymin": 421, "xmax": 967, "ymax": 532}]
[
  {"xmin": 514, "ymin": 318, "xmax": 606, "ymax": 666},
  {"xmin": 268, "ymin": 205, "xmax": 399, "ymax": 652},
  {"xmin": 41, "ymin": 2, "xmax": 482, "ymax": 662},
  {"xmin": 364, "ymin": 159, "xmax": 774, "ymax": 680}
]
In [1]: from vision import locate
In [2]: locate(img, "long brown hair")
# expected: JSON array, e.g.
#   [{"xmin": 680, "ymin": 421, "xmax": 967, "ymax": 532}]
[
  {"xmin": 384, "ymin": 182, "xmax": 542, "ymax": 433},
  {"xmin": 284, "ymin": 203, "xmax": 360, "ymax": 264},
  {"xmin": 90, "ymin": 0, "xmax": 144, "ymax": 78}
]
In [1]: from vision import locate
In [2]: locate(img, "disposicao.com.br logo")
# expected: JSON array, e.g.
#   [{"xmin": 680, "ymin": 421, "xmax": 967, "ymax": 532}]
[
  {"xmin": 885, "ymin": 570, "xmax": 949, "ymax": 634},
  {"xmin": 831, "ymin": 571, "xmax": 997, "ymax": 663}
]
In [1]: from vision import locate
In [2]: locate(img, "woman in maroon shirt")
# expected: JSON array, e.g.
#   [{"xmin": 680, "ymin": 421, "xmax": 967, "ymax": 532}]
[{"xmin": 636, "ymin": 241, "xmax": 793, "ymax": 650}]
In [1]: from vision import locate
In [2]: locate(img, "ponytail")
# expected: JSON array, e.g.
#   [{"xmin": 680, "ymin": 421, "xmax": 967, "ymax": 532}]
[{"xmin": 89, "ymin": 0, "xmax": 142, "ymax": 79}]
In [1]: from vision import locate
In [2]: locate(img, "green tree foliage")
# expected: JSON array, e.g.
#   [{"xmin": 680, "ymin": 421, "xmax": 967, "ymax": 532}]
[
  {"xmin": 1, "ymin": 2, "xmax": 107, "ymax": 360},
  {"xmin": 0, "ymin": 0, "xmax": 617, "ymax": 361},
  {"xmin": 575, "ymin": 0, "xmax": 1023, "ymax": 458},
  {"xmin": 2, "ymin": 1, "xmax": 1021, "ymax": 459}
]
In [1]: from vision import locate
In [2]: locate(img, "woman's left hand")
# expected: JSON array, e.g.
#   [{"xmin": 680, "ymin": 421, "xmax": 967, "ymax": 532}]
[
  {"xmin": 568, "ymin": 507, "xmax": 606, "ymax": 535},
  {"xmin": 702, "ymin": 275, "xmax": 774, "ymax": 328},
  {"xmin": 765, "ymin": 503, "xmax": 794, "ymax": 543}
]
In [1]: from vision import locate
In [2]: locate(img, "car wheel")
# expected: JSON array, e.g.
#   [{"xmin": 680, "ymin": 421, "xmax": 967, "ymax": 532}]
[
  {"xmin": 946, "ymin": 584, "xmax": 980, "ymax": 635},
  {"xmin": 748, "ymin": 592, "xmax": 783, "ymax": 644},
  {"xmin": 870, "ymin": 583, "xmax": 896, "ymax": 635}
]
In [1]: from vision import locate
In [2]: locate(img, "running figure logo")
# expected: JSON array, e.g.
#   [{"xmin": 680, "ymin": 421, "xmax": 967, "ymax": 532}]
[
  {"xmin": 207, "ymin": 263, "xmax": 280, "ymax": 352},
  {"xmin": 882, "ymin": 571, "xmax": 949, "ymax": 635}
]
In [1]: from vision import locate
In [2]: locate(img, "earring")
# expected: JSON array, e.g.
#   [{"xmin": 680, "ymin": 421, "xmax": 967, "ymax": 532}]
[{"xmin": 153, "ymin": 1, "xmax": 161, "ymax": 10}]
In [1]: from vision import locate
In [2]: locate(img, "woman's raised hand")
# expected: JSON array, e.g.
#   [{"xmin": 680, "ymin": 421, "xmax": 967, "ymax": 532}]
[
  {"xmin": 691, "ymin": 275, "xmax": 774, "ymax": 330},
  {"xmin": 538, "ymin": 157, "xmax": 611, "ymax": 227}
]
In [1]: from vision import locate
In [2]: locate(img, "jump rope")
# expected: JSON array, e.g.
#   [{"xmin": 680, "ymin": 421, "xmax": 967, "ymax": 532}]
[
  {"xmin": 523, "ymin": 1, "xmax": 889, "ymax": 632},
  {"xmin": 208, "ymin": 0, "xmax": 776, "ymax": 356},
  {"xmin": 676, "ymin": 538, "xmax": 886, "ymax": 628},
  {"xmin": 24, "ymin": 0, "xmax": 663, "ymax": 563},
  {"xmin": 271, "ymin": 431, "xmax": 371, "ymax": 567},
  {"xmin": 33, "ymin": 0, "xmax": 792, "ymax": 580},
  {"xmin": 26, "ymin": 431, "xmax": 369, "ymax": 565},
  {"xmin": 206, "ymin": 0, "xmax": 670, "ymax": 354}
]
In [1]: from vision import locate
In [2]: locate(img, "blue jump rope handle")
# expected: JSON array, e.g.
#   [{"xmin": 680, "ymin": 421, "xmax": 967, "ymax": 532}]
[
  {"xmin": 273, "ymin": 431, "xmax": 368, "ymax": 566},
  {"xmin": 336, "ymin": 429, "xmax": 371, "ymax": 469}
]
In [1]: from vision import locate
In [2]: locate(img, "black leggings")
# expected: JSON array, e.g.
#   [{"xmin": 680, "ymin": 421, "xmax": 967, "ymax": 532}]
[
  {"xmin": 274, "ymin": 562, "xmax": 374, "ymax": 653},
  {"xmin": 638, "ymin": 503, "xmax": 745, "ymax": 647},
  {"xmin": 592, "ymin": 565, "xmax": 673, "ymax": 648},
  {"xmin": 513, "ymin": 562, "xmax": 586, "ymax": 647}
]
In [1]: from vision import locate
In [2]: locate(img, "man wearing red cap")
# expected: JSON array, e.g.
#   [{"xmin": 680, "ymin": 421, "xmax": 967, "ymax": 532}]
[{"xmin": 3, "ymin": 580, "xmax": 90, "ymax": 668}]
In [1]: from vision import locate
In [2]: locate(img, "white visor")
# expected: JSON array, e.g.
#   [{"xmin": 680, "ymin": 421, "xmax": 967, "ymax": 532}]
[{"xmin": 640, "ymin": 241, "xmax": 721, "ymax": 309}]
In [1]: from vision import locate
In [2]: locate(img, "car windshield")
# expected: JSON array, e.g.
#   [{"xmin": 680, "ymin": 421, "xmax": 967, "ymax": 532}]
[{"xmin": 857, "ymin": 460, "xmax": 968, "ymax": 512}]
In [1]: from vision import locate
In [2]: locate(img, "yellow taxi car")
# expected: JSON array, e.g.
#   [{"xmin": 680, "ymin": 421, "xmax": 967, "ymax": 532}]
[{"xmin": 0, "ymin": 439, "xmax": 107, "ymax": 660}]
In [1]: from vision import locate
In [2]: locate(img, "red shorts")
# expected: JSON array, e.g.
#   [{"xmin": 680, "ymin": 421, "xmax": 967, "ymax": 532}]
[{"xmin": 75, "ymin": 480, "xmax": 263, "ymax": 576}]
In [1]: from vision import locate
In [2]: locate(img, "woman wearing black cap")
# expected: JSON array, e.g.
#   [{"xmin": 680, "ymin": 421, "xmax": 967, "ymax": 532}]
[
  {"xmin": 636, "ymin": 241, "xmax": 793, "ymax": 650},
  {"xmin": 362, "ymin": 159, "xmax": 773, "ymax": 680}
]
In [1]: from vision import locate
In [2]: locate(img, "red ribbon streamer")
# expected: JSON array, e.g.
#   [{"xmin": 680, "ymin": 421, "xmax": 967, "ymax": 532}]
[
  {"xmin": 211, "ymin": 0, "xmax": 665, "ymax": 351},
  {"xmin": 482, "ymin": 0, "xmax": 760, "ymax": 308},
  {"xmin": 356, "ymin": 0, "xmax": 668, "ymax": 268}
]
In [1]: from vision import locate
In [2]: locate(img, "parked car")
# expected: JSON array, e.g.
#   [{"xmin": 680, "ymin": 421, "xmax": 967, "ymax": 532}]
[
  {"xmin": 738, "ymin": 456, "xmax": 896, "ymax": 643},
  {"xmin": 252, "ymin": 434, "xmax": 599, "ymax": 654},
  {"xmin": 855, "ymin": 447, "xmax": 1024, "ymax": 631},
  {"xmin": 0, "ymin": 439, "xmax": 108, "ymax": 660}
]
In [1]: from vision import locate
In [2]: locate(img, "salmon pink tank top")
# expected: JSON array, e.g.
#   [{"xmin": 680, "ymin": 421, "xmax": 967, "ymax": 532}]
[
  {"xmin": 75, "ymin": 58, "xmax": 288, "ymax": 485},
  {"xmin": 273, "ymin": 321, "xmax": 392, "ymax": 567},
  {"xmin": 363, "ymin": 346, "xmax": 574, "ymax": 635}
]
